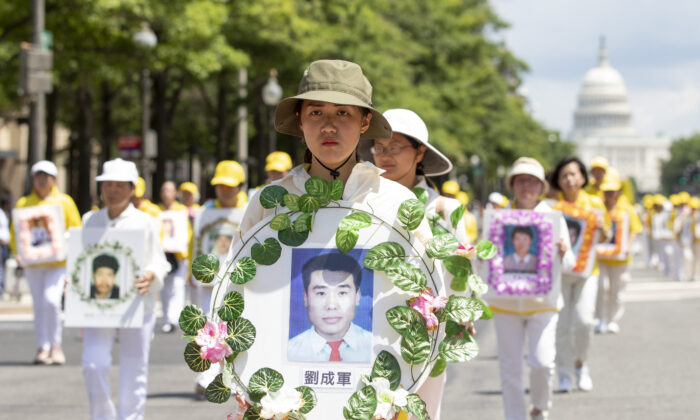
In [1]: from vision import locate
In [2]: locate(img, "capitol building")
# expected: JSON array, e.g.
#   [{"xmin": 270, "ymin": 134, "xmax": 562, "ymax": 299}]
[{"xmin": 569, "ymin": 40, "xmax": 671, "ymax": 193}]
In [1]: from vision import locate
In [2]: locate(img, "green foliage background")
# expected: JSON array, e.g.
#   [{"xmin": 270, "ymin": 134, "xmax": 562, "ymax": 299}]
[
  {"xmin": 660, "ymin": 133, "xmax": 700, "ymax": 195},
  {"xmin": 0, "ymin": 0, "xmax": 574, "ymax": 202}
]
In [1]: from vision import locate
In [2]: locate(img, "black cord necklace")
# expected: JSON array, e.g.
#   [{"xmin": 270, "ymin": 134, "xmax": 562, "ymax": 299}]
[{"xmin": 313, "ymin": 153, "xmax": 354, "ymax": 179}]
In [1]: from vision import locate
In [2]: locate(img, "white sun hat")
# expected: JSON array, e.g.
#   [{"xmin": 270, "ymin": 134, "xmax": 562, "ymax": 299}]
[
  {"xmin": 30, "ymin": 160, "xmax": 58, "ymax": 177},
  {"xmin": 96, "ymin": 158, "xmax": 139, "ymax": 183},
  {"xmin": 358, "ymin": 108, "xmax": 453, "ymax": 176},
  {"xmin": 505, "ymin": 157, "xmax": 546, "ymax": 191}
]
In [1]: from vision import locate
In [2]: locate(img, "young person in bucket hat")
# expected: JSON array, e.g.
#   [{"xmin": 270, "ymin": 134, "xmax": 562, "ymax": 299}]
[
  {"xmin": 221, "ymin": 59, "xmax": 442, "ymax": 418},
  {"xmin": 484, "ymin": 157, "xmax": 574, "ymax": 420}
]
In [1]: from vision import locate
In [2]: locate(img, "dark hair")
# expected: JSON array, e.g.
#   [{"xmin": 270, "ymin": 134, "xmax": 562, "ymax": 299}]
[
  {"xmin": 93, "ymin": 254, "xmax": 119, "ymax": 274},
  {"xmin": 511, "ymin": 226, "xmax": 534, "ymax": 241},
  {"xmin": 566, "ymin": 219, "xmax": 581, "ymax": 237},
  {"xmin": 369, "ymin": 135, "xmax": 425, "ymax": 175},
  {"xmin": 301, "ymin": 252, "xmax": 362, "ymax": 292},
  {"xmin": 550, "ymin": 157, "xmax": 588, "ymax": 191}
]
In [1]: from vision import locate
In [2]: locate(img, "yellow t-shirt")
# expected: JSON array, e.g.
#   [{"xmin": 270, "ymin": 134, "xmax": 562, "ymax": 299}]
[{"xmin": 10, "ymin": 186, "xmax": 82, "ymax": 267}]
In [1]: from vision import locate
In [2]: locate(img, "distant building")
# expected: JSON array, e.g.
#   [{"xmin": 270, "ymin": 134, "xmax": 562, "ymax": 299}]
[{"xmin": 569, "ymin": 39, "xmax": 671, "ymax": 193}]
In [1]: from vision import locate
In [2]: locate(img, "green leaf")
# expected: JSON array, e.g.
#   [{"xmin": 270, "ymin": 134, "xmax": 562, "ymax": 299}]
[
  {"xmin": 242, "ymin": 406, "xmax": 264, "ymax": 420},
  {"xmin": 429, "ymin": 358, "xmax": 447, "ymax": 377},
  {"xmin": 270, "ymin": 214, "xmax": 291, "ymax": 231},
  {"xmin": 283, "ymin": 194, "xmax": 300, "ymax": 211},
  {"xmin": 205, "ymin": 373, "xmax": 231, "ymax": 404},
  {"xmin": 445, "ymin": 295, "xmax": 483, "ymax": 322},
  {"xmin": 298, "ymin": 194, "xmax": 321, "ymax": 213},
  {"xmin": 385, "ymin": 262, "xmax": 427, "ymax": 294},
  {"xmin": 293, "ymin": 213, "xmax": 313, "ymax": 233},
  {"xmin": 443, "ymin": 255, "xmax": 473, "ymax": 278},
  {"xmin": 450, "ymin": 275, "xmax": 467, "ymax": 292},
  {"xmin": 343, "ymin": 386, "xmax": 377, "ymax": 420},
  {"xmin": 191, "ymin": 254, "xmax": 220, "ymax": 284},
  {"xmin": 370, "ymin": 350, "xmax": 401, "ymax": 391},
  {"xmin": 305, "ymin": 176, "xmax": 331, "ymax": 205},
  {"xmin": 330, "ymin": 179, "xmax": 344, "ymax": 200},
  {"xmin": 179, "ymin": 304, "xmax": 206, "ymax": 335},
  {"xmin": 438, "ymin": 336, "xmax": 479, "ymax": 362},
  {"xmin": 184, "ymin": 341, "xmax": 211, "ymax": 372},
  {"xmin": 218, "ymin": 291, "xmax": 244, "ymax": 321},
  {"xmin": 445, "ymin": 319, "xmax": 466, "ymax": 337},
  {"xmin": 259, "ymin": 185, "xmax": 288, "ymax": 209},
  {"xmin": 338, "ymin": 212, "xmax": 372, "ymax": 230},
  {"xmin": 296, "ymin": 386, "xmax": 317, "ymax": 414},
  {"xmin": 386, "ymin": 306, "xmax": 427, "ymax": 337},
  {"xmin": 229, "ymin": 257, "xmax": 257, "ymax": 285},
  {"xmin": 278, "ymin": 228, "xmax": 309, "ymax": 247},
  {"xmin": 248, "ymin": 368, "xmax": 284, "ymax": 400},
  {"xmin": 411, "ymin": 187, "xmax": 429, "ymax": 205},
  {"xmin": 426, "ymin": 234, "xmax": 459, "ymax": 259},
  {"xmin": 400, "ymin": 329, "xmax": 431, "ymax": 364},
  {"xmin": 477, "ymin": 298, "xmax": 493, "ymax": 320},
  {"xmin": 251, "ymin": 238, "xmax": 282, "ymax": 265},
  {"xmin": 397, "ymin": 198, "xmax": 425, "ymax": 231},
  {"xmin": 450, "ymin": 204, "xmax": 466, "ymax": 229},
  {"xmin": 336, "ymin": 229, "xmax": 359, "ymax": 254},
  {"xmin": 226, "ymin": 317, "xmax": 256, "ymax": 352},
  {"xmin": 405, "ymin": 394, "xmax": 429, "ymax": 420},
  {"xmin": 363, "ymin": 242, "xmax": 406, "ymax": 271},
  {"xmin": 476, "ymin": 239, "xmax": 498, "ymax": 260},
  {"xmin": 468, "ymin": 274, "xmax": 488, "ymax": 296}
]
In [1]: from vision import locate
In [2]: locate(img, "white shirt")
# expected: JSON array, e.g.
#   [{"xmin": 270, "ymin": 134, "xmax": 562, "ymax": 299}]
[
  {"xmin": 83, "ymin": 204, "xmax": 170, "ymax": 315},
  {"xmin": 0, "ymin": 209, "xmax": 9, "ymax": 244},
  {"xmin": 287, "ymin": 323, "xmax": 373, "ymax": 363}
]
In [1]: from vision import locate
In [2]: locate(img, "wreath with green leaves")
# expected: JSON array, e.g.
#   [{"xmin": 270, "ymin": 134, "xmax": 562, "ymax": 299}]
[
  {"xmin": 180, "ymin": 176, "xmax": 496, "ymax": 420},
  {"xmin": 70, "ymin": 240, "xmax": 140, "ymax": 310}
]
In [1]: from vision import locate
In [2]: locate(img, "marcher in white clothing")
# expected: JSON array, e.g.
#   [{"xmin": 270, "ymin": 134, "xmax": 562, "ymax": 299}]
[
  {"xmin": 81, "ymin": 159, "xmax": 170, "ymax": 420},
  {"xmin": 486, "ymin": 157, "xmax": 574, "ymax": 420}
]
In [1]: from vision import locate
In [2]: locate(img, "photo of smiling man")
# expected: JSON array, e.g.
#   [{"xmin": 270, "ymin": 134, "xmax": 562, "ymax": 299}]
[
  {"xmin": 288, "ymin": 250, "xmax": 373, "ymax": 363},
  {"xmin": 89, "ymin": 253, "xmax": 120, "ymax": 300}
]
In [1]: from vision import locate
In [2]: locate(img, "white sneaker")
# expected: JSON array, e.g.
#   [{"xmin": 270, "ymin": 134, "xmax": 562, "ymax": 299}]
[
  {"xmin": 556, "ymin": 375, "xmax": 572, "ymax": 393},
  {"xmin": 607, "ymin": 322, "xmax": 620, "ymax": 334},
  {"xmin": 161, "ymin": 323, "xmax": 174, "ymax": 334},
  {"xmin": 576, "ymin": 364, "xmax": 593, "ymax": 391},
  {"xmin": 594, "ymin": 320, "xmax": 607, "ymax": 334}
]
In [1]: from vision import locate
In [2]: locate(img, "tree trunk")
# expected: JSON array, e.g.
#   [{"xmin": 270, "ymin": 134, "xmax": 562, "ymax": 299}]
[
  {"xmin": 45, "ymin": 87, "xmax": 57, "ymax": 161},
  {"xmin": 100, "ymin": 81, "xmax": 113, "ymax": 168},
  {"xmin": 153, "ymin": 70, "xmax": 168, "ymax": 200},
  {"xmin": 216, "ymin": 69, "xmax": 230, "ymax": 159},
  {"xmin": 254, "ymin": 85, "xmax": 266, "ymax": 187},
  {"xmin": 76, "ymin": 86, "xmax": 93, "ymax": 214}
]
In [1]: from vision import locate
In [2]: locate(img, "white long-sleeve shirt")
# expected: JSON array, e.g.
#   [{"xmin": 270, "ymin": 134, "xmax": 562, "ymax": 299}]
[{"xmin": 83, "ymin": 204, "xmax": 170, "ymax": 315}]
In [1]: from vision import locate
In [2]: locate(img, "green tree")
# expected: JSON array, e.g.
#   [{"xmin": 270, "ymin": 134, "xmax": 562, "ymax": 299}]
[{"xmin": 660, "ymin": 133, "xmax": 700, "ymax": 194}]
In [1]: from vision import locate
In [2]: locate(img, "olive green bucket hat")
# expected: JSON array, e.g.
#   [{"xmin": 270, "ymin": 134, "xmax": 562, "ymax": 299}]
[{"xmin": 274, "ymin": 59, "xmax": 392, "ymax": 140}]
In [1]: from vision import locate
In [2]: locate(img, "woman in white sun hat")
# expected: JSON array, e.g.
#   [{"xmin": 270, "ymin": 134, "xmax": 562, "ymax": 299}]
[
  {"xmin": 485, "ymin": 157, "xmax": 574, "ymax": 420},
  {"xmin": 358, "ymin": 108, "xmax": 473, "ymax": 247}
]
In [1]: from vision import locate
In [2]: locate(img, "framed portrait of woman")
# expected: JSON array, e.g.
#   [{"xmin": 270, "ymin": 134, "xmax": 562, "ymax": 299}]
[
  {"xmin": 159, "ymin": 210, "xmax": 189, "ymax": 253},
  {"xmin": 596, "ymin": 211, "xmax": 629, "ymax": 261},
  {"xmin": 12, "ymin": 204, "xmax": 66, "ymax": 266},
  {"xmin": 553, "ymin": 201, "xmax": 600, "ymax": 278}
]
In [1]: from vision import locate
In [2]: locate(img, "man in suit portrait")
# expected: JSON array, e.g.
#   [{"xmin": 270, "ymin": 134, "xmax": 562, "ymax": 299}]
[
  {"xmin": 503, "ymin": 226, "xmax": 538, "ymax": 274},
  {"xmin": 89, "ymin": 253, "xmax": 120, "ymax": 300}
]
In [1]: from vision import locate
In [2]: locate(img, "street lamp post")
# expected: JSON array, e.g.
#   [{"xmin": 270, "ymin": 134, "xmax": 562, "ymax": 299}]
[
  {"xmin": 262, "ymin": 69, "xmax": 283, "ymax": 153},
  {"xmin": 132, "ymin": 23, "xmax": 157, "ymax": 181}
]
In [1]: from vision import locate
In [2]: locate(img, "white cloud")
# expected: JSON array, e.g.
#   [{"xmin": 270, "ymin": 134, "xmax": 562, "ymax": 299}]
[{"xmin": 492, "ymin": 0, "xmax": 700, "ymax": 139}]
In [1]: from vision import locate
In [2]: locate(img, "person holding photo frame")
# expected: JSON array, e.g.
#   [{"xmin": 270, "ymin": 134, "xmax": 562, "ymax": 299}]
[
  {"xmin": 11, "ymin": 160, "xmax": 82, "ymax": 365},
  {"xmin": 230, "ymin": 60, "xmax": 441, "ymax": 419},
  {"xmin": 487, "ymin": 157, "xmax": 574, "ymax": 420},
  {"xmin": 81, "ymin": 158, "xmax": 170, "ymax": 420},
  {"xmin": 551, "ymin": 157, "xmax": 611, "ymax": 393},
  {"xmin": 595, "ymin": 170, "xmax": 642, "ymax": 334}
]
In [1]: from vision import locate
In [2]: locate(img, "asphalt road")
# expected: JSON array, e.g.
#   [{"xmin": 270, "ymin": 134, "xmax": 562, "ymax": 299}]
[{"xmin": 1, "ymin": 266, "xmax": 699, "ymax": 419}]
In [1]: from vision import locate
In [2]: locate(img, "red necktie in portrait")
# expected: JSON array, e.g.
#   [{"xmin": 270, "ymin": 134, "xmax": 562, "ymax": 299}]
[{"xmin": 327, "ymin": 340, "xmax": 343, "ymax": 362}]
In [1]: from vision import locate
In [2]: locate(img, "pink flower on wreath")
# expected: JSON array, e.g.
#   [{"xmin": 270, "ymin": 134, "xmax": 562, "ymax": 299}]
[
  {"xmin": 409, "ymin": 289, "xmax": 448, "ymax": 330},
  {"xmin": 195, "ymin": 321, "xmax": 232, "ymax": 364},
  {"xmin": 455, "ymin": 243, "xmax": 476, "ymax": 259}
]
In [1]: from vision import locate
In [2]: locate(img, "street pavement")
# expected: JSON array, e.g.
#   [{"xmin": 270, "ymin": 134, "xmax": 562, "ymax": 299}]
[{"xmin": 1, "ymin": 264, "xmax": 699, "ymax": 419}]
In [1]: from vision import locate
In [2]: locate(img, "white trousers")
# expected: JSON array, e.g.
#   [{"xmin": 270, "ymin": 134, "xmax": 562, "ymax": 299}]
[
  {"xmin": 652, "ymin": 239, "xmax": 670, "ymax": 275},
  {"xmin": 596, "ymin": 263, "xmax": 629, "ymax": 324},
  {"xmin": 556, "ymin": 274, "xmax": 597, "ymax": 380},
  {"xmin": 25, "ymin": 266, "xmax": 65, "ymax": 350},
  {"xmin": 681, "ymin": 243, "xmax": 694, "ymax": 281},
  {"xmin": 82, "ymin": 312, "xmax": 156, "ymax": 420},
  {"xmin": 160, "ymin": 259, "xmax": 187, "ymax": 325},
  {"xmin": 494, "ymin": 311, "xmax": 558, "ymax": 420}
]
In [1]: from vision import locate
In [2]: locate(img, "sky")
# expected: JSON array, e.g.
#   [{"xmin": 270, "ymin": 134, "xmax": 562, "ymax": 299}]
[{"xmin": 491, "ymin": 0, "xmax": 700, "ymax": 140}]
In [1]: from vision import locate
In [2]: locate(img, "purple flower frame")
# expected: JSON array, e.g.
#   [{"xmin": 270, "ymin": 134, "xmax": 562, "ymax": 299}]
[{"xmin": 487, "ymin": 210, "xmax": 555, "ymax": 296}]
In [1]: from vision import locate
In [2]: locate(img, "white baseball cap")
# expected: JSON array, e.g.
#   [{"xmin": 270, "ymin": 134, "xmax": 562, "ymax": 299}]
[
  {"xmin": 358, "ymin": 108, "xmax": 453, "ymax": 176},
  {"xmin": 96, "ymin": 158, "xmax": 139, "ymax": 183},
  {"xmin": 30, "ymin": 160, "xmax": 58, "ymax": 177}
]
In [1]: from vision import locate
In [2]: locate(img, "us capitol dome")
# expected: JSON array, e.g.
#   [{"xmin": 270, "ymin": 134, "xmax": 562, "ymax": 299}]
[{"xmin": 569, "ymin": 38, "xmax": 670, "ymax": 192}]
